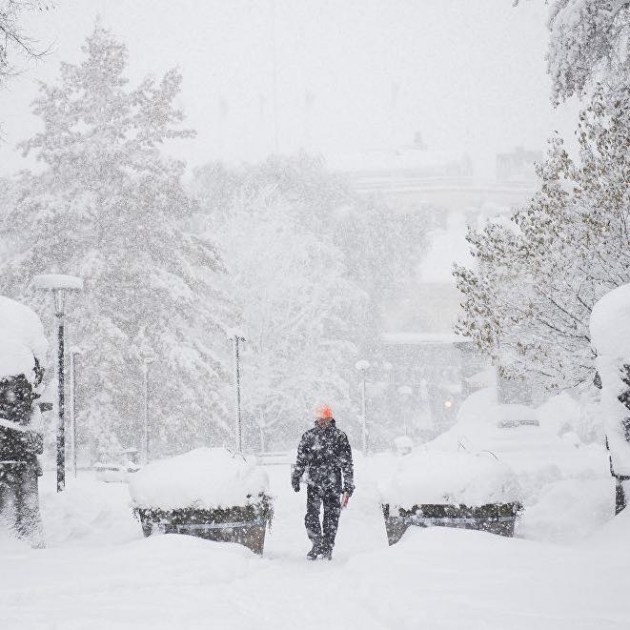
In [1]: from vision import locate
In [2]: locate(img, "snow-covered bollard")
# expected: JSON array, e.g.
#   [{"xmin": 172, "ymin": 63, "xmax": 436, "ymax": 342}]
[
  {"xmin": 0, "ymin": 296, "xmax": 49, "ymax": 546},
  {"xmin": 379, "ymin": 450, "xmax": 522, "ymax": 545},
  {"xmin": 590, "ymin": 285, "xmax": 630, "ymax": 514},
  {"xmin": 393, "ymin": 435, "xmax": 413, "ymax": 456},
  {"xmin": 129, "ymin": 448, "xmax": 272, "ymax": 554}
]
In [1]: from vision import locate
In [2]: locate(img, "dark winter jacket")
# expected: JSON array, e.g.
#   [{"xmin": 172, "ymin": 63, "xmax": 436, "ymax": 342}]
[{"xmin": 292, "ymin": 420, "xmax": 354, "ymax": 495}]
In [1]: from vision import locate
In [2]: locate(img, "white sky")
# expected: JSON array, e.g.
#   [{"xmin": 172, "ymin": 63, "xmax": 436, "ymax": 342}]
[{"xmin": 0, "ymin": 0, "xmax": 577, "ymax": 177}]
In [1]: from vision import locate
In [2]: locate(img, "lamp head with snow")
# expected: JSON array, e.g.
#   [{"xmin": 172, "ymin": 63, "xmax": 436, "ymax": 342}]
[
  {"xmin": 32, "ymin": 274, "xmax": 83, "ymax": 317},
  {"xmin": 225, "ymin": 327, "xmax": 246, "ymax": 342}
]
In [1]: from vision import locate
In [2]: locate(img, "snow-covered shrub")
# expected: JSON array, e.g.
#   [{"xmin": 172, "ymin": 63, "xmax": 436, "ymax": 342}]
[
  {"xmin": 129, "ymin": 448, "xmax": 269, "ymax": 510},
  {"xmin": 379, "ymin": 450, "xmax": 522, "ymax": 508}
]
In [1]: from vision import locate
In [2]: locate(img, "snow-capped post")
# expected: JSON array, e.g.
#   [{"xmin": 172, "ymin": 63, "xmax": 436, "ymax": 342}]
[
  {"xmin": 141, "ymin": 353, "xmax": 157, "ymax": 465},
  {"xmin": 227, "ymin": 329, "xmax": 246, "ymax": 453},
  {"xmin": 33, "ymin": 274, "xmax": 83, "ymax": 493},
  {"xmin": 69, "ymin": 346, "xmax": 83, "ymax": 478},
  {"xmin": 590, "ymin": 285, "xmax": 630, "ymax": 514},
  {"xmin": 355, "ymin": 360, "xmax": 370, "ymax": 456}
]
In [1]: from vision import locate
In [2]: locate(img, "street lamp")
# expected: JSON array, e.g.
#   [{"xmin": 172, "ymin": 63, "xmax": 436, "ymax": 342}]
[
  {"xmin": 355, "ymin": 360, "xmax": 370, "ymax": 456},
  {"xmin": 33, "ymin": 273, "xmax": 83, "ymax": 492},
  {"xmin": 227, "ymin": 329, "xmax": 246, "ymax": 453},
  {"xmin": 398, "ymin": 385, "xmax": 413, "ymax": 436},
  {"xmin": 141, "ymin": 353, "xmax": 156, "ymax": 465},
  {"xmin": 69, "ymin": 346, "xmax": 83, "ymax": 478}
]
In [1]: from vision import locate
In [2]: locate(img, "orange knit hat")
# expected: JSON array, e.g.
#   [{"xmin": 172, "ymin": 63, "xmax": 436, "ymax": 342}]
[{"xmin": 314, "ymin": 403, "xmax": 333, "ymax": 419}]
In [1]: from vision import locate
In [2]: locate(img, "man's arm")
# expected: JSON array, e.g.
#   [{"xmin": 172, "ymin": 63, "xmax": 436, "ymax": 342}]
[
  {"xmin": 291, "ymin": 432, "xmax": 310, "ymax": 491},
  {"xmin": 340, "ymin": 433, "xmax": 354, "ymax": 496}
]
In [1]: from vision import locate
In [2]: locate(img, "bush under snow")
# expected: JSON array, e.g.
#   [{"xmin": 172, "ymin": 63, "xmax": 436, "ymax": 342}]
[
  {"xmin": 0, "ymin": 295, "xmax": 48, "ymax": 384},
  {"xmin": 379, "ymin": 450, "xmax": 522, "ymax": 508},
  {"xmin": 129, "ymin": 448, "xmax": 270, "ymax": 510}
]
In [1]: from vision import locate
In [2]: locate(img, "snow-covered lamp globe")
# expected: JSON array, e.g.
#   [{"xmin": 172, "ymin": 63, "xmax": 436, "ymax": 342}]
[
  {"xmin": 590, "ymin": 284, "xmax": 630, "ymax": 514},
  {"xmin": 33, "ymin": 273, "xmax": 83, "ymax": 492}
]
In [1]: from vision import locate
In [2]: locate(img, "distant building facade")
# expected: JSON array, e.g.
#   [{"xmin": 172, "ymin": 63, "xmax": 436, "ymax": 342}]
[{"xmin": 333, "ymin": 141, "xmax": 541, "ymax": 442}]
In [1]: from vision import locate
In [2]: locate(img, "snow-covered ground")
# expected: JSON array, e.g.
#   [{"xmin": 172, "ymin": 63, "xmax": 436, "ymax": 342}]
[{"xmin": 1, "ymin": 459, "xmax": 628, "ymax": 630}]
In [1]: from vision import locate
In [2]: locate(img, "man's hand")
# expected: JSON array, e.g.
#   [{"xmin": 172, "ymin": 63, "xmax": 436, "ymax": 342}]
[
  {"xmin": 292, "ymin": 480, "xmax": 301, "ymax": 493},
  {"xmin": 341, "ymin": 493, "xmax": 350, "ymax": 509}
]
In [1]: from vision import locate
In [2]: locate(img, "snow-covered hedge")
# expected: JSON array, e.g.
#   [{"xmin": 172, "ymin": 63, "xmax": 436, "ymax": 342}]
[
  {"xmin": 379, "ymin": 450, "xmax": 522, "ymax": 508},
  {"xmin": 0, "ymin": 296, "xmax": 48, "ymax": 384},
  {"xmin": 129, "ymin": 448, "xmax": 270, "ymax": 510}
]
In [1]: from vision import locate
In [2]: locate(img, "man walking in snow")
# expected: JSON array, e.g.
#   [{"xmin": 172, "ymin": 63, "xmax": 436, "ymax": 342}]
[{"xmin": 292, "ymin": 404, "xmax": 354, "ymax": 560}]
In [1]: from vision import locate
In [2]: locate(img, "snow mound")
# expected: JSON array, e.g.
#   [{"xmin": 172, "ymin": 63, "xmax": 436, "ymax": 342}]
[
  {"xmin": 589, "ymin": 285, "xmax": 630, "ymax": 477},
  {"xmin": 587, "ymin": 504, "xmax": 630, "ymax": 551},
  {"xmin": 0, "ymin": 296, "xmax": 48, "ymax": 383},
  {"xmin": 39, "ymin": 475, "xmax": 140, "ymax": 547},
  {"xmin": 379, "ymin": 450, "xmax": 522, "ymax": 507},
  {"xmin": 429, "ymin": 387, "xmax": 608, "ymax": 487},
  {"xmin": 129, "ymin": 447, "xmax": 270, "ymax": 509},
  {"xmin": 590, "ymin": 283, "xmax": 630, "ymax": 357},
  {"xmin": 120, "ymin": 533, "xmax": 259, "ymax": 571},
  {"xmin": 516, "ymin": 478, "xmax": 615, "ymax": 543}
]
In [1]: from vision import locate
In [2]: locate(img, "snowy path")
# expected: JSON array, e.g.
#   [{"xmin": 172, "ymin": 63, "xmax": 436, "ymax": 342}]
[{"xmin": 0, "ymin": 465, "xmax": 629, "ymax": 630}]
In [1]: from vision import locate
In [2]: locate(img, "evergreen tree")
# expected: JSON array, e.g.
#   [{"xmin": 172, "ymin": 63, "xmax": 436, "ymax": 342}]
[{"xmin": 0, "ymin": 23, "xmax": 234, "ymax": 457}]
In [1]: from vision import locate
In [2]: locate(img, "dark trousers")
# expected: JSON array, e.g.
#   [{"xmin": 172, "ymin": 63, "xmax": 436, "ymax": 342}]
[{"xmin": 305, "ymin": 485, "xmax": 341, "ymax": 550}]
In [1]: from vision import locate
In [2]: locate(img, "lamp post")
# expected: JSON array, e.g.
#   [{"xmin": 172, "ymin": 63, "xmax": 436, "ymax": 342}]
[
  {"xmin": 355, "ymin": 360, "xmax": 370, "ymax": 456},
  {"xmin": 229, "ymin": 331, "xmax": 246, "ymax": 453},
  {"xmin": 141, "ymin": 354, "xmax": 156, "ymax": 465},
  {"xmin": 69, "ymin": 346, "xmax": 83, "ymax": 478},
  {"xmin": 33, "ymin": 274, "xmax": 83, "ymax": 492},
  {"xmin": 398, "ymin": 385, "xmax": 413, "ymax": 436}
]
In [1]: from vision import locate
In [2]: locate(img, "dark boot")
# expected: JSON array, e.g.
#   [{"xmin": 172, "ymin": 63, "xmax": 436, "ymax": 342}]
[
  {"xmin": 320, "ymin": 544, "xmax": 333, "ymax": 560},
  {"xmin": 306, "ymin": 542, "xmax": 322, "ymax": 560}
]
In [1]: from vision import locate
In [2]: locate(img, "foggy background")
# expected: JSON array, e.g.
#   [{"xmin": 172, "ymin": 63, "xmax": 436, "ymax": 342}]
[
  {"xmin": 0, "ymin": 0, "xmax": 582, "ymax": 459},
  {"xmin": 0, "ymin": 0, "xmax": 576, "ymax": 177}
]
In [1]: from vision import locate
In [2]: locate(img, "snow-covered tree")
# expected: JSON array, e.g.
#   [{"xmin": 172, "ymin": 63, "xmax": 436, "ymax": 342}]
[
  {"xmin": 0, "ymin": 23, "xmax": 234, "ymax": 457},
  {"xmin": 0, "ymin": 1, "xmax": 48, "ymax": 88},
  {"xmin": 193, "ymin": 155, "xmax": 426, "ymax": 347},
  {"xmin": 192, "ymin": 155, "xmax": 428, "ymax": 449},
  {"xmin": 211, "ymin": 192, "xmax": 367, "ymax": 450},
  {"xmin": 516, "ymin": 0, "xmax": 630, "ymax": 103},
  {"xmin": 455, "ymin": 84, "xmax": 630, "ymax": 390}
]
